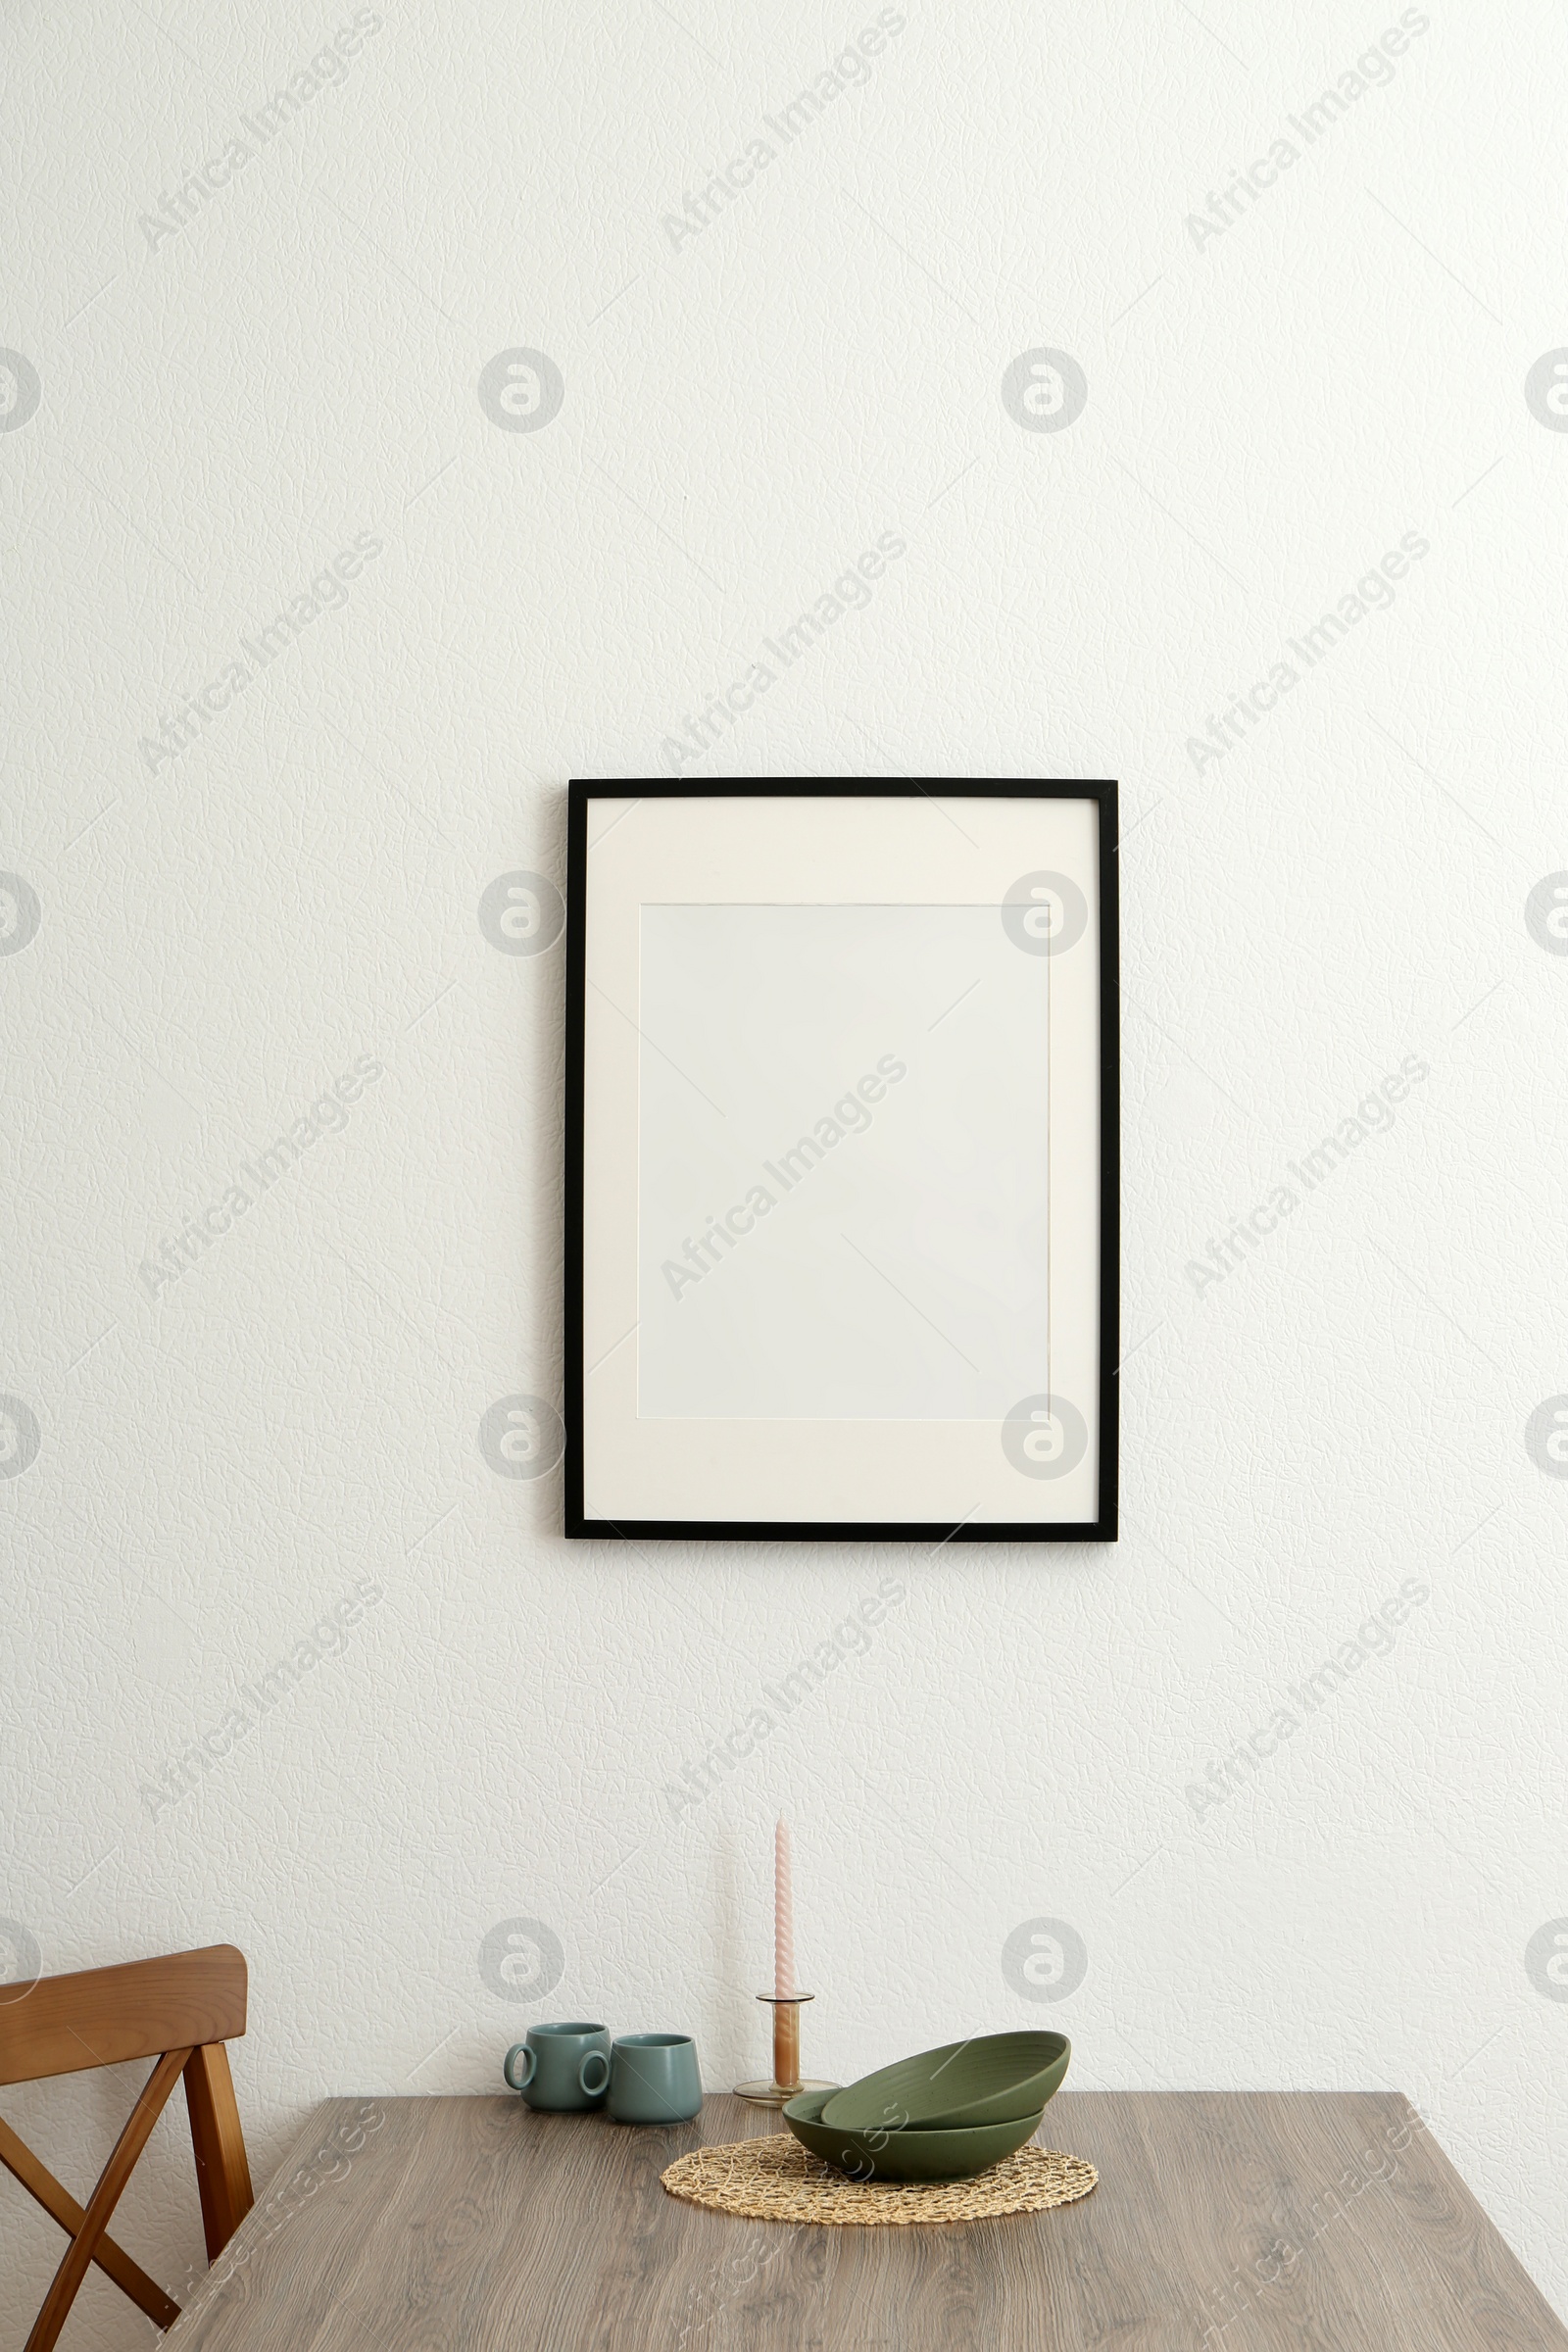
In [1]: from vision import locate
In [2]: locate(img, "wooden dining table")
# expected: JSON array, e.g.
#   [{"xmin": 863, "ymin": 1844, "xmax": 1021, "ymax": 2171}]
[{"xmin": 163, "ymin": 2087, "xmax": 1568, "ymax": 2350}]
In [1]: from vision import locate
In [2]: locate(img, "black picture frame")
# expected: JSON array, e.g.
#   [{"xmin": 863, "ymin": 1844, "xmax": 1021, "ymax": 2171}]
[{"xmin": 564, "ymin": 778, "xmax": 1118, "ymax": 1544}]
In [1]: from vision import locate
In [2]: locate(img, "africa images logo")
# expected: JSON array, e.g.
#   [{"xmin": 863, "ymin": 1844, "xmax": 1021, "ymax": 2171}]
[
  {"xmin": 1002, "ymin": 1396, "xmax": 1089, "ymax": 1480},
  {"xmin": 658, "ymin": 11, "xmax": 907, "ymax": 253},
  {"xmin": 136, "ymin": 14, "xmax": 384, "ymax": 251},
  {"xmin": 1525, "ymin": 873, "xmax": 1568, "ymax": 954},
  {"xmin": 0, "ymin": 873, "xmax": 41, "ymax": 956},
  {"xmin": 1183, "ymin": 11, "xmax": 1430, "ymax": 250},
  {"xmin": 138, "ymin": 532, "xmax": 382, "ymax": 772},
  {"xmin": 1002, "ymin": 1918, "xmax": 1088, "ymax": 2002},
  {"xmin": 137, "ymin": 1055, "xmax": 384, "ymax": 1299},
  {"xmin": 1001, "ymin": 351, "xmax": 1088, "ymax": 434},
  {"xmin": 479, "ymin": 1917, "xmax": 564, "ymax": 2003},
  {"xmin": 1002, "ymin": 870, "xmax": 1088, "ymax": 956},
  {"xmin": 1185, "ymin": 531, "xmax": 1429, "ymax": 773},
  {"xmin": 1525, "ymin": 352, "xmax": 1568, "ymax": 431},
  {"xmin": 0, "ymin": 1397, "xmax": 41, "ymax": 1480},
  {"xmin": 477, "ymin": 351, "xmax": 564, "ymax": 434},
  {"xmin": 1525, "ymin": 1396, "xmax": 1568, "ymax": 1477},
  {"xmin": 478, "ymin": 872, "xmax": 564, "ymax": 956},
  {"xmin": 1525, "ymin": 1920, "xmax": 1568, "ymax": 2000},
  {"xmin": 1184, "ymin": 1055, "xmax": 1429, "ymax": 1298},
  {"xmin": 0, "ymin": 352, "xmax": 41, "ymax": 434},
  {"xmin": 659, "ymin": 1054, "xmax": 907, "ymax": 1303},
  {"xmin": 660, "ymin": 530, "xmax": 906, "ymax": 771},
  {"xmin": 479, "ymin": 1396, "xmax": 565, "ymax": 1480}
]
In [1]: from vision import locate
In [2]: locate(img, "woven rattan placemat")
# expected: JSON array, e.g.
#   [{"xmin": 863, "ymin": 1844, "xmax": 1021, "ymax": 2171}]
[{"xmin": 661, "ymin": 2133, "xmax": 1098, "ymax": 2226}]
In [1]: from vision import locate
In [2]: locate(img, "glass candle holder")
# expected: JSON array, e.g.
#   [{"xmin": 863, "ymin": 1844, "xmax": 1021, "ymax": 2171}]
[{"xmin": 734, "ymin": 1994, "xmax": 838, "ymax": 2107}]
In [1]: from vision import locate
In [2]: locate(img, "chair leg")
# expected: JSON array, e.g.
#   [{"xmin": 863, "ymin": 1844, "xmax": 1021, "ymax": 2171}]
[
  {"xmin": 184, "ymin": 2041, "xmax": 254, "ymax": 2259},
  {"xmin": 24, "ymin": 2046, "xmax": 191, "ymax": 2352}
]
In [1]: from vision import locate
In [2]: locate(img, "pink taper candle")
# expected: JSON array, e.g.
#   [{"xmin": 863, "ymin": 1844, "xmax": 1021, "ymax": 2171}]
[{"xmin": 773, "ymin": 1817, "xmax": 796, "ymax": 1999}]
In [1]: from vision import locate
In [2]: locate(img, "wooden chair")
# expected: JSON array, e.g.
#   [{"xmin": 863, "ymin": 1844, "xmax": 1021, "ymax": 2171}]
[{"xmin": 0, "ymin": 1943, "xmax": 254, "ymax": 2352}]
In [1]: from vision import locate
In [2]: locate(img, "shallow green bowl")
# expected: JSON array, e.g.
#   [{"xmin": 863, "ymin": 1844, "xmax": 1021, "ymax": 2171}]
[
  {"xmin": 783, "ymin": 2089, "xmax": 1043, "ymax": 2183},
  {"xmin": 821, "ymin": 2032, "xmax": 1069, "ymax": 2132}
]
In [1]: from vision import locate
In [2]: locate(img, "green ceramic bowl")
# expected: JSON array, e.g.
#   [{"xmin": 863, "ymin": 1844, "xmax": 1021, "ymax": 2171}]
[
  {"xmin": 821, "ymin": 2033, "xmax": 1069, "ymax": 2132},
  {"xmin": 783, "ymin": 2089, "xmax": 1043, "ymax": 2183}
]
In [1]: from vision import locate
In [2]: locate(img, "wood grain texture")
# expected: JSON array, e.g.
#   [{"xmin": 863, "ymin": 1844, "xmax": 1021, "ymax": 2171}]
[
  {"xmin": 0, "ymin": 2113, "xmax": 179, "ymax": 2329},
  {"xmin": 162, "ymin": 2091, "xmax": 1568, "ymax": 2352},
  {"xmin": 0, "ymin": 1943, "xmax": 255, "ymax": 2346},
  {"xmin": 184, "ymin": 2041, "xmax": 257, "ymax": 2259},
  {"xmin": 0, "ymin": 1946, "xmax": 247, "ymax": 2084},
  {"xmin": 25, "ymin": 2046, "xmax": 192, "ymax": 2352}
]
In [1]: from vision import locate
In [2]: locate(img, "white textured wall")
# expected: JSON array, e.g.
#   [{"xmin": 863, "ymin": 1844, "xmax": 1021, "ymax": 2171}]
[{"xmin": 4, "ymin": 0, "xmax": 1567, "ymax": 2339}]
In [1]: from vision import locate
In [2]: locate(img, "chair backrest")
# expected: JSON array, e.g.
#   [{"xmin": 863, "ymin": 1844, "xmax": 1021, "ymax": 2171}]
[
  {"xmin": 0, "ymin": 1944, "xmax": 254, "ymax": 2352},
  {"xmin": 0, "ymin": 1944, "xmax": 247, "ymax": 2083}
]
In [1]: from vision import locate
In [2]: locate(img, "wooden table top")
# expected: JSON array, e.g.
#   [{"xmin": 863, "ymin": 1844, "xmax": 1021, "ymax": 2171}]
[{"xmin": 164, "ymin": 2089, "xmax": 1567, "ymax": 2351}]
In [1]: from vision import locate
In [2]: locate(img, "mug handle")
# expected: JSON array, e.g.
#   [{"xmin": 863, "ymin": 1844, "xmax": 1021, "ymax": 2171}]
[
  {"xmin": 579, "ymin": 2049, "xmax": 610, "ymax": 2097},
  {"xmin": 504, "ymin": 2043, "xmax": 536, "ymax": 2092}
]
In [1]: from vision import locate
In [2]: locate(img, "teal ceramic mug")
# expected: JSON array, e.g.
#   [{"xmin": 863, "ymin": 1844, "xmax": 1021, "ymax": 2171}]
[
  {"xmin": 504, "ymin": 2023, "xmax": 611, "ymax": 2112},
  {"xmin": 607, "ymin": 2033, "xmax": 703, "ymax": 2125}
]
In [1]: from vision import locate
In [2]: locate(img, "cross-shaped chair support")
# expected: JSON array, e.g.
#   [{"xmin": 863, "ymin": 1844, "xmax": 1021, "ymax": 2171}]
[{"xmin": 0, "ymin": 1944, "xmax": 253, "ymax": 2352}]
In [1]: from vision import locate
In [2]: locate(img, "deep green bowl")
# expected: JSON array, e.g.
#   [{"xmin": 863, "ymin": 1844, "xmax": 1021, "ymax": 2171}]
[
  {"xmin": 782, "ymin": 2089, "xmax": 1043, "ymax": 2183},
  {"xmin": 821, "ymin": 2032, "xmax": 1069, "ymax": 2132}
]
